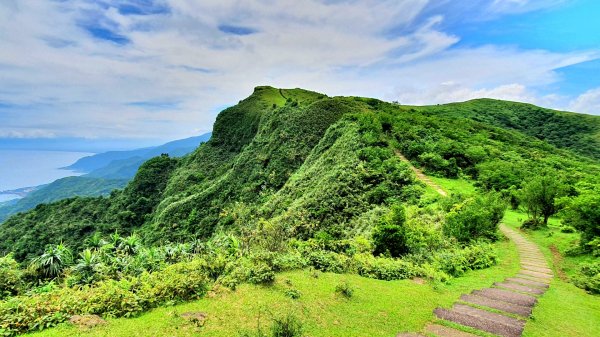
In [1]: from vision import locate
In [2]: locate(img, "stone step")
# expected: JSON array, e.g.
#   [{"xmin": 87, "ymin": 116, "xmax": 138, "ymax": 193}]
[
  {"xmin": 521, "ymin": 262, "xmax": 549, "ymax": 269},
  {"xmin": 460, "ymin": 294, "xmax": 532, "ymax": 317},
  {"xmin": 515, "ymin": 273, "xmax": 551, "ymax": 284},
  {"xmin": 519, "ymin": 269, "xmax": 553, "ymax": 279},
  {"xmin": 425, "ymin": 323, "xmax": 479, "ymax": 337},
  {"xmin": 494, "ymin": 281, "xmax": 546, "ymax": 295},
  {"xmin": 472, "ymin": 288, "xmax": 537, "ymax": 307},
  {"xmin": 522, "ymin": 264, "xmax": 552, "ymax": 272},
  {"xmin": 435, "ymin": 304, "xmax": 525, "ymax": 337},
  {"xmin": 505, "ymin": 277, "xmax": 549, "ymax": 289},
  {"xmin": 520, "ymin": 254, "xmax": 545, "ymax": 260},
  {"xmin": 521, "ymin": 257, "xmax": 547, "ymax": 263}
]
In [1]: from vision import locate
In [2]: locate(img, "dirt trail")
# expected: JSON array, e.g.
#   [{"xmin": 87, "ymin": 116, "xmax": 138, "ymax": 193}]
[{"xmin": 394, "ymin": 150, "xmax": 448, "ymax": 197}]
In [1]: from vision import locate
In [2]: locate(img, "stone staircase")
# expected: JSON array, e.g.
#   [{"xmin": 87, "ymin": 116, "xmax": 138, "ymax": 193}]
[{"xmin": 398, "ymin": 225, "xmax": 553, "ymax": 337}]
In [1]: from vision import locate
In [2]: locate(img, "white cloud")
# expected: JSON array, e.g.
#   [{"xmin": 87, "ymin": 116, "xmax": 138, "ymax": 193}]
[
  {"xmin": 0, "ymin": 0, "xmax": 596, "ymax": 142},
  {"xmin": 569, "ymin": 88, "xmax": 600, "ymax": 115}
]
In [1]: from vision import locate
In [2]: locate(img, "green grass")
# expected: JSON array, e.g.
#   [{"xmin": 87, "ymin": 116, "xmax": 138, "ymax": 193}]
[
  {"xmin": 28, "ymin": 240, "xmax": 517, "ymax": 337},
  {"xmin": 428, "ymin": 177, "xmax": 477, "ymax": 196},
  {"xmin": 502, "ymin": 209, "xmax": 600, "ymax": 337}
]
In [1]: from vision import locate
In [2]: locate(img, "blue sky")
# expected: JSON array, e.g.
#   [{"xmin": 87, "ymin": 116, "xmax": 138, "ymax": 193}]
[{"xmin": 0, "ymin": 0, "xmax": 599, "ymax": 147}]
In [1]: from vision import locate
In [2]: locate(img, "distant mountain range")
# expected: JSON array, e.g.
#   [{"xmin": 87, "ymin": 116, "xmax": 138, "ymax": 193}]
[
  {"xmin": 64, "ymin": 134, "xmax": 212, "ymax": 173},
  {"xmin": 0, "ymin": 133, "xmax": 211, "ymax": 223}
]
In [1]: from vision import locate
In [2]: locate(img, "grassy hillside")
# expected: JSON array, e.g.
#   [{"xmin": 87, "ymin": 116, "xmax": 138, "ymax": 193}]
[
  {"xmin": 1, "ymin": 86, "xmax": 599, "ymax": 337},
  {"xmin": 1, "ymin": 86, "xmax": 598, "ymax": 260},
  {"xmin": 417, "ymin": 99, "xmax": 600, "ymax": 160}
]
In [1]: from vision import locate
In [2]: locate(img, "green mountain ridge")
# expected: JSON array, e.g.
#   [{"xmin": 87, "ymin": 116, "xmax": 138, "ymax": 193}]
[
  {"xmin": 1, "ymin": 86, "xmax": 598, "ymax": 261},
  {"xmin": 0, "ymin": 134, "xmax": 211, "ymax": 223}
]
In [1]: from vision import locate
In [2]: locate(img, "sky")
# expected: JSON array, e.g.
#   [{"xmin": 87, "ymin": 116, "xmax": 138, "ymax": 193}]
[{"xmin": 0, "ymin": 0, "xmax": 599, "ymax": 148}]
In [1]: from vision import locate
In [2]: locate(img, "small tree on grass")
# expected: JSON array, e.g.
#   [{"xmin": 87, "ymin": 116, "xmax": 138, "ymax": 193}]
[{"xmin": 520, "ymin": 173, "xmax": 565, "ymax": 229}]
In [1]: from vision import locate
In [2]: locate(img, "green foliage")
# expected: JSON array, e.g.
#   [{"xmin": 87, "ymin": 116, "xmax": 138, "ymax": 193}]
[
  {"xmin": 271, "ymin": 313, "xmax": 304, "ymax": 337},
  {"xmin": 572, "ymin": 262, "xmax": 600, "ymax": 294},
  {"xmin": 283, "ymin": 287, "xmax": 301, "ymax": 299},
  {"xmin": 372, "ymin": 204, "xmax": 409, "ymax": 257},
  {"xmin": 0, "ymin": 254, "xmax": 23, "ymax": 300},
  {"xmin": 29, "ymin": 243, "xmax": 73, "ymax": 279},
  {"xmin": 0, "ymin": 259, "xmax": 210, "ymax": 336},
  {"xmin": 335, "ymin": 280, "xmax": 354, "ymax": 298},
  {"xmin": 520, "ymin": 173, "xmax": 566, "ymax": 228},
  {"xmin": 562, "ymin": 187, "xmax": 600, "ymax": 250},
  {"xmin": 443, "ymin": 193, "xmax": 506, "ymax": 243}
]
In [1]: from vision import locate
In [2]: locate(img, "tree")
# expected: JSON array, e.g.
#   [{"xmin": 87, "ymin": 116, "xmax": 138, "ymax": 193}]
[
  {"xmin": 562, "ymin": 188, "xmax": 600, "ymax": 252},
  {"xmin": 520, "ymin": 173, "xmax": 565, "ymax": 228},
  {"xmin": 443, "ymin": 192, "xmax": 506, "ymax": 243}
]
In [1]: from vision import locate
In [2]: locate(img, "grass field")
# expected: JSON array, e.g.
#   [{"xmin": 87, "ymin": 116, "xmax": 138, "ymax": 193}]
[{"xmin": 28, "ymin": 239, "xmax": 518, "ymax": 337}]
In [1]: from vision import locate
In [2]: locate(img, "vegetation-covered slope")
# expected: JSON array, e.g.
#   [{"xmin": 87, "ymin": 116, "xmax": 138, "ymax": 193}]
[
  {"xmin": 418, "ymin": 99, "xmax": 600, "ymax": 160},
  {"xmin": 0, "ymin": 87, "xmax": 598, "ymax": 262},
  {"xmin": 1, "ymin": 86, "xmax": 599, "ymax": 337}
]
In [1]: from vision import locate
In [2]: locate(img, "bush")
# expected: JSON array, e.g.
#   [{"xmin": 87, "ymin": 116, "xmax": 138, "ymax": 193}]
[
  {"xmin": 353, "ymin": 253, "xmax": 417, "ymax": 280},
  {"xmin": 562, "ymin": 188, "xmax": 600, "ymax": 250},
  {"xmin": 560, "ymin": 225, "xmax": 577, "ymax": 233},
  {"xmin": 0, "ymin": 254, "xmax": 23, "ymax": 300},
  {"xmin": 284, "ymin": 288, "xmax": 301, "ymax": 300},
  {"xmin": 271, "ymin": 313, "xmax": 303, "ymax": 337},
  {"xmin": 0, "ymin": 259, "xmax": 210, "ymax": 336},
  {"xmin": 335, "ymin": 280, "xmax": 354, "ymax": 298},
  {"xmin": 432, "ymin": 243, "xmax": 497, "ymax": 277},
  {"xmin": 572, "ymin": 262, "xmax": 600, "ymax": 294},
  {"xmin": 306, "ymin": 250, "xmax": 350, "ymax": 273},
  {"xmin": 372, "ymin": 204, "xmax": 409, "ymax": 257},
  {"xmin": 443, "ymin": 193, "xmax": 506, "ymax": 243}
]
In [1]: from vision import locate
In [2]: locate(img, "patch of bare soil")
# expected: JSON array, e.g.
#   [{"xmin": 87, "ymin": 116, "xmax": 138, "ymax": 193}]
[{"xmin": 549, "ymin": 244, "xmax": 568, "ymax": 281}]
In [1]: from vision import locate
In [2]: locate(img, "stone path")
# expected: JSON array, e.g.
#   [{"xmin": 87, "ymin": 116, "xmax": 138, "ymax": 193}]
[{"xmin": 397, "ymin": 225, "xmax": 553, "ymax": 337}]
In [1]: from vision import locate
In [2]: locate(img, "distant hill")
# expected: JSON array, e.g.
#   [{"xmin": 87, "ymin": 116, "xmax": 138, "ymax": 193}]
[
  {"xmin": 417, "ymin": 99, "xmax": 600, "ymax": 160},
  {"xmin": 64, "ymin": 133, "xmax": 212, "ymax": 173},
  {"xmin": 0, "ymin": 133, "xmax": 211, "ymax": 223},
  {"xmin": 1, "ymin": 86, "xmax": 598, "ymax": 260}
]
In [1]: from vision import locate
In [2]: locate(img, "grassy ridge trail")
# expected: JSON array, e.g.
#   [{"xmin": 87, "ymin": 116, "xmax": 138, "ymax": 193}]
[{"xmin": 394, "ymin": 150, "xmax": 448, "ymax": 197}]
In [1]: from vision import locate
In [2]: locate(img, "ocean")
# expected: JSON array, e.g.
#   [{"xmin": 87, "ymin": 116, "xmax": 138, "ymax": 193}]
[{"xmin": 0, "ymin": 150, "xmax": 93, "ymax": 201}]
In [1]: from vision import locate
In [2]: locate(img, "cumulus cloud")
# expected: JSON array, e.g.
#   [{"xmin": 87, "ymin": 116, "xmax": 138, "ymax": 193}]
[
  {"xmin": 0, "ymin": 0, "xmax": 596, "ymax": 142},
  {"xmin": 569, "ymin": 88, "xmax": 600, "ymax": 115}
]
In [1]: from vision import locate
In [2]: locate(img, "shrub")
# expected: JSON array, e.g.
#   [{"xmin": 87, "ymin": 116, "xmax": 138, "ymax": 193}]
[
  {"xmin": 443, "ymin": 193, "xmax": 506, "ymax": 243},
  {"xmin": 432, "ymin": 243, "xmax": 497, "ymax": 277},
  {"xmin": 560, "ymin": 225, "xmax": 577, "ymax": 233},
  {"xmin": 306, "ymin": 250, "xmax": 350, "ymax": 273},
  {"xmin": 572, "ymin": 262, "xmax": 600, "ymax": 294},
  {"xmin": 353, "ymin": 253, "xmax": 416, "ymax": 280},
  {"xmin": 0, "ymin": 258, "xmax": 210, "ymax": 336},
  {"xmin": 284, "ymin": 288, "xmax": 301, "ymax": 299},
  {"xmin": 0, "ymin": 254, "xmax": 23, "ymax": 300},
  {"xmin": 247, "ymin": 263, "xmax": 276, "ymax": 285},
  {"xmin": 562, "ymin": 188, "xmax": 600, "ymax": 250},
  {"xmin": 372, "ymin": 204, "xmax": 409, "ymax": 257},
  {"xmin": 271, "ymin": 313, "xmax": 303, "ymax": 337},
  {"xmin": 335, "ymin": 280, "xmax": 354, "ymax": 298}
]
